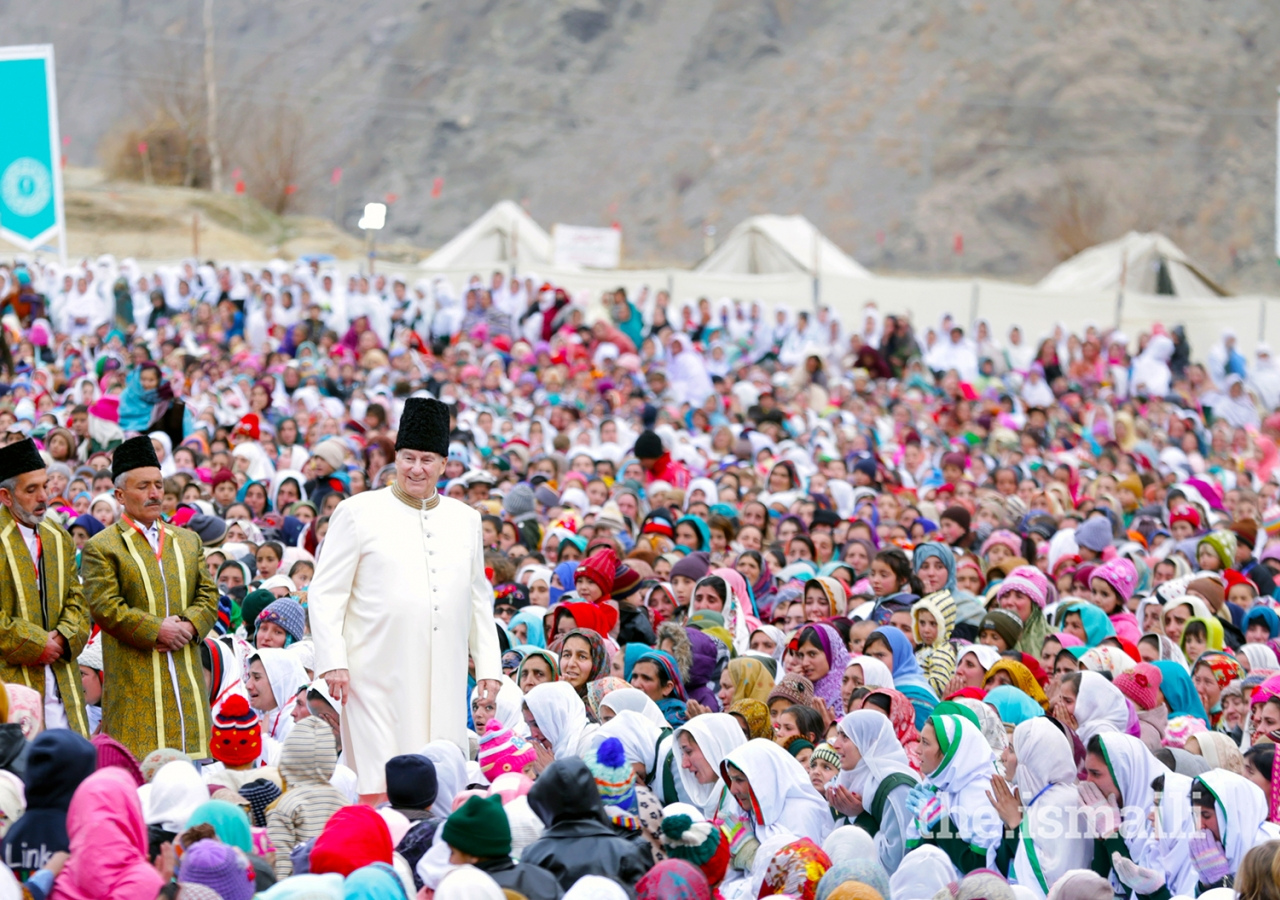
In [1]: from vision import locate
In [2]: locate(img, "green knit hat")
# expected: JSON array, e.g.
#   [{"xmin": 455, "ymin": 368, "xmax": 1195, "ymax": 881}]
[{"xmin": 442, "ymin": 794, "xmax": 512, "ymax": 859}]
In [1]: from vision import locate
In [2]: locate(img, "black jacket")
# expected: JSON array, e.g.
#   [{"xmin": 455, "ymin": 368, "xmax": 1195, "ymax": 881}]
[
  {"xmin": 521, "ymin": 759, "xmax": 650, "ymax": 890},
  {"xmin": 2, "ymin": 730, "xmax": 96, "ymax": 880},
  {"xmin": 617, "ymin": 605, "xmax": 656, "ymax": 647},
  {"xmin": 476, "ymin": 856, "xmax": 564, "ymax": 900}
]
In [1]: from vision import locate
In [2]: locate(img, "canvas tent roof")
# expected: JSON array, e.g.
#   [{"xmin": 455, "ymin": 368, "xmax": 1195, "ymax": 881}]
[
  {"xmin": 420, "ymin": 200, "xmax": 554, "ymax": 270},
  {"xmin": 695, "ymin": 214, "xmax": 872, "ymax": 278},
  {"xmin": 1036, "ymin": 231, "xmax": 1227, "ymax": 298}
]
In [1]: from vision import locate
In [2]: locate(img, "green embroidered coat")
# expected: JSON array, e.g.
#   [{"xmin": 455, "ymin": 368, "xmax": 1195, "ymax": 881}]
[
  {"xmin": 0, "ymin": 506, "xmax": 91, "ymax": 736},
  {"xmin": 82, "ymin": 519, "xmax": 219, "ymax": 761}
]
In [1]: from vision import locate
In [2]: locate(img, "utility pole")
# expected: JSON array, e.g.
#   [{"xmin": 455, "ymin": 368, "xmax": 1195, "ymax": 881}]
[{"xmin": 204, "ymin": 0, "xmax": 223, "ymax": 192}]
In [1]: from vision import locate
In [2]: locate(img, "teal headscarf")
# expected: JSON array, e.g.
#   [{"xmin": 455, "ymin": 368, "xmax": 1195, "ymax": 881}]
[
  {"xmin": 507, "ymin": 607, "xmax": 548, "ymax": 649},
  {"xmin": 675, "ymin": 515, "xmax": 712, "ymax": 553},
  {"xmin": 623, "ymin": 642, "xmax": 651, "ymax": 680},
  {"xmin": 912, "ymin": 542, "xmax": 957, "ymax": 592},
  {"xmin": 343, "ymin": 863, "xmax": 405, "ymax": 900},
  {"xmin": 1060, "ymin": 602, "xmax": 1117, "ymax": 648},
  {"xmin": 984, "ymin": 685, "xmax": 1045, "ymax": 727},
  {"xmin": 185, "ymin": 800, "xmax": 252, "ymax": 853},
  {"xmin": 1152, "ymin": 660, "xmax": 1208, "ymax": 722}
]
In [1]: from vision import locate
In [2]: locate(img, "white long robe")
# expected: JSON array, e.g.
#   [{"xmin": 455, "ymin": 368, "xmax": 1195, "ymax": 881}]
[{"xmin": 309, "ymin": 488, "xmax": 502, "ymax": 794}]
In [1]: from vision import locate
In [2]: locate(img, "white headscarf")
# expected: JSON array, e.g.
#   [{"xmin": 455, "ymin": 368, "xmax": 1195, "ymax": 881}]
[
  {"xmin": 1194, "ymin": 769, "xmax": 1280, "ymax": 871},
  {"xmin": 148, "ymin": 431, "xmax": 175, "ymax": 476},
  {"xmin": 721, "ymin": 738, "xmax": 834, "ymax": 843},
  {"xmin": 1074, "ymin": 671, "xmax": 1131, "ymax": 744},
  {"xmin": 889, "ymin": 845, "xmax": 958, "ymax": 900},
  {"xmin": 523, "ymin": 681, "xmax": 597, "ymax": 760},
  {"xmin": 589, "ymin": 710, "xmax": 667, "ymax": 779},
  {"xmin": 846, "ymin": 655, "xmax": 895, "ymax": 690},
  {"xmin": 436, "ymin": 865, "xmax": 506, "ymax": 900},
  {"xmin": 143, "ymin": 760, "xmax": 206, "ymax": 833},
  {"xmin": 912, "ymin": 713, "xmax": 1001, "ymax": 850},
  {"xmin": 250, "ymin": 648, "xmax": 307, "ymax": 743},
  {"xmin": 563, "ymin": 875, "xmax": 630, "ymax": 900},
  {"xmin": 1240, "ymin": 643, "xmax": 1280, "ymax": 672},
  {"xmin": 836, "ymin": 710, "xmax": 919, "ymax": 801},
  {"xmin": 470, "ymin": 678, "xmax": 528, "ymax": 738},
  {"xmin": 749, "ymin": 626, "xmax": 789, "ymax": 664},
  {"xmin": 231, "ymin": 441, "xmax": 276, "ymax": 482},
  {"xmin": 1009, "ymin": 719, "xmax": 1092, "ymax": 898},
  {"xmin": 673, "ymin": 713, "xmax": 746, "ymax": 815},
  {"xmin": 599, "ymin": 688, "xmax": 667, "ymax": 728},
  {"xmin": 420, "ymin": 740, "xmax": 469, "ymax": 819},
  {"xmin": 1093, "ymin": 734, "xmax": 1166, "ymax": 866},
  {"xmin": 269, "ymin": 468, "xmax": 308, "ymax": 512}
]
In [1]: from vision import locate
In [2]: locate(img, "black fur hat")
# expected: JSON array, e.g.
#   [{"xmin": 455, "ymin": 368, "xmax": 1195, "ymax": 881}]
[
  {"xmin": 111, "ymin": 435, "xmax": 162, "ymax": 481},
  {"xmin": 0, "ymin": 438, "xmax": 45, "ymax": 483},
  {"xmin": 396, "ymin": 398, "xmax": 450, "ymax": 456}
]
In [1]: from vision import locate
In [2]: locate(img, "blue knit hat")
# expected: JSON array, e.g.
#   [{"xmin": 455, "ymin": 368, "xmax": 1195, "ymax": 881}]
[
  {"xmin": 257, "ymin": 597, "xmax": 305, "ymax": 643},
  {"xmin": 586, "ymin": 737, "xmax": 637, "ymax": 813},
  {"xmin": 1074, "ymin": 515, "xmax": 1113, "ymax": 553}
]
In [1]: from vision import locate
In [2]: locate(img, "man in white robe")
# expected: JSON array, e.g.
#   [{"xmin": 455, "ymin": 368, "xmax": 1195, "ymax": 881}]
[{"xmin": 309, "ymin": 396, "xmax": 501, "ymax": 803}]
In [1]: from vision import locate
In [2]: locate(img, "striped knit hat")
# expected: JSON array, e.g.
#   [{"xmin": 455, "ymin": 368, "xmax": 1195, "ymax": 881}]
[
  {"xmin": 810, "ymin": 742, "xmax": 841, "ymax": 770},
  {"xmin": 586, "ymin": 737, "xmax": 637, "ymax": 813},
  {"xmin": 477, "ymin": 718, "xmax": 536, "ymax": 780},
  {"xmin": 660, "ymin": 802, "xmax": 730, "ymax": 886},
  {"xmin": 210, "ymin": 694, "xmax": 262, "ymax": 767},
  {"xmin": 257, "ymin": 598, "xmax": 306, "ymax": 643}
]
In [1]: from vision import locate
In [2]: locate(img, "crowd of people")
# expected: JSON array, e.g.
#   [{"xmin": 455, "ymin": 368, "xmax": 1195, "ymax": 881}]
[{"xmin": 2, "ymin": 253, "xmax": 1280, "ymax": 900}]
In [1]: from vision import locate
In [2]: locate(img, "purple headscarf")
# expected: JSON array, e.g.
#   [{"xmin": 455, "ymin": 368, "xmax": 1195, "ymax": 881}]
[{"xmin": 794, "ymin": 622, "xmax": 850, "ymax": 717}]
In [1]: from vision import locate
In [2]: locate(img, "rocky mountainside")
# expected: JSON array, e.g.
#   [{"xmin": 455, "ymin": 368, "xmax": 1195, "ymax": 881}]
[{"xmin": 6, "ymin": 0, "xmax": 1280, "ymax": 289}]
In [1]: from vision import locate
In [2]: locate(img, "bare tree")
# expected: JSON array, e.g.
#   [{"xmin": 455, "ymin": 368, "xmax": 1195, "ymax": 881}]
[
  {"xmin": 1044, "ymin": 177, "xmax": 1108, "ymax": 261},
  {"xmin": 238, "ymin": 97, "xmax": 318, "ymax": 214}
]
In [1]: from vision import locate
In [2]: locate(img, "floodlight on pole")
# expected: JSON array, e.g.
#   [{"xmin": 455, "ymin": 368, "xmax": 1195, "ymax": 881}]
[
  {"xmin": 359, "ymin": 202, "xmax": 387, "ymax": 231},
  {"xmin": 359, "ymin": 201, "xmax": 387, "ymax": 274}
]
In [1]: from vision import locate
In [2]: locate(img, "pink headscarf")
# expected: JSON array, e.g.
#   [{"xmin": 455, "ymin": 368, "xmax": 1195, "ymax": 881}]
[{"xmin": 50, "ymin": 768, "xmax": 164, "ymax": 900}]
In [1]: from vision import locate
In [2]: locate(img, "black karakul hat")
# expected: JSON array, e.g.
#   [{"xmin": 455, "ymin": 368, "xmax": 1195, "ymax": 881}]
[
  {"xmin": 0, "ymin": 438, "xmax": 45, "ymax": 483},
  {"xmin": 396, "ymin": 397, "xmax": 451, "ymax": 456},
  {"xmin": 111, "ymin": 435, "xmax": 162, "ymax": 481}
]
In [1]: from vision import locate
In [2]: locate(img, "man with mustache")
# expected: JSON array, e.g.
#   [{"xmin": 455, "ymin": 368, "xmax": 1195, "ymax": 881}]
[
  {"xmin": 0, "ymin": 438, "xmax": 92, "ymax": 736},
  {"xmin": 83, "ymin": 435, "xmax": 219, "ymax": 760}
]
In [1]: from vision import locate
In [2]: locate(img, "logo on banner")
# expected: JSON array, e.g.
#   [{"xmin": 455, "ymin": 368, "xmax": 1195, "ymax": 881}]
[{"xmin": 1, "ymin": 157, "xmax": 52, "ymax": 217}]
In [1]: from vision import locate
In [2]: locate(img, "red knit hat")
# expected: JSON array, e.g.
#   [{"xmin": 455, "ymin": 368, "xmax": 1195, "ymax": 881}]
[
  {"xmin": 310, "ymin": 806, "xmax": 392, "ymax": 876},
  {"xmin": 210, "ymin": 695, "xmax": 262, "ymax": 767},
  {"xmin": 1171, "ymin": 507, "xmax": 1201, "ymax": 529},
  {"xmin": 233, "ymin": 414, "xmax": 260, "ymax": 442},
  {"xmin": 1224, "ymin": 569, "xmax": 1259, "ymax": 597},
  {"xmin": 556, "ymin": 600, "xmax": 619, "ymax": 636},
  {"xmin": 1114, "ymin": 663, "xmax": 1162, "ymax": 711},
  {"xmin": 211, "ymin": 468, "xmax": 236, "ymax": 489},
  {"xmin": 576, "ymin": 546, "xmax": 617, "ymax": 595}
]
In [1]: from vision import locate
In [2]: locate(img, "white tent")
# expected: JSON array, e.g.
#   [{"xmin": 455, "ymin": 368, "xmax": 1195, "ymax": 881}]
[
  {"xmin": 420, "ymin": 200, "xmax": 554, "ymax": 270},
  {"xmin": 1036, "ymin": 231, "xmax": 1227, "ymax": 298},
  {"xmin": 696, "ymin": 214, "xmax": 872, "ymax": 278}
]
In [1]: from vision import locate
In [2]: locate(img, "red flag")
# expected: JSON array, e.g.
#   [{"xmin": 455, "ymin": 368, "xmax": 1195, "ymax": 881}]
[
  {"xmin": 285, "ymin": 184, "xmax": 298, "ymax": 195},
  {"xmin": 234, "ymin": 181, "xmax": 245, "ymax": 195},
  {"xmin": 953, "ymin": 232, "xmax": 964, "ymax": 254},
  {"xmin": 431, "ymin": 177, "xmax": 443, "ymax": 198},
  {"xmin": 137, "ymin": 142, "xmax": 148, "ymax": 156},
  {"xmin": 331, "ymin": 167, "xmax": 342, "ymax": 185}
]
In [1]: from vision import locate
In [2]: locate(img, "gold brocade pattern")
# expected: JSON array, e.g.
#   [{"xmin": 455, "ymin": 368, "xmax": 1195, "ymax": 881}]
[
  {"xmin": 81, "ymin": 520, "xmax": 221, "ymax": 760},
  {"xmin": 0, "ymin": 507, "xmax": 92, "ymax": 737},
  {"xmin": 391, "ymin": 480, "xmax": 441, "ymax": 510}
]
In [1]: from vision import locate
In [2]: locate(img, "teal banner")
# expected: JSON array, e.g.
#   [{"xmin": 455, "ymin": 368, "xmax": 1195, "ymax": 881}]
[{"xmin": 0, "ymin": 45, "xmax": 64, "ymax": 254}]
